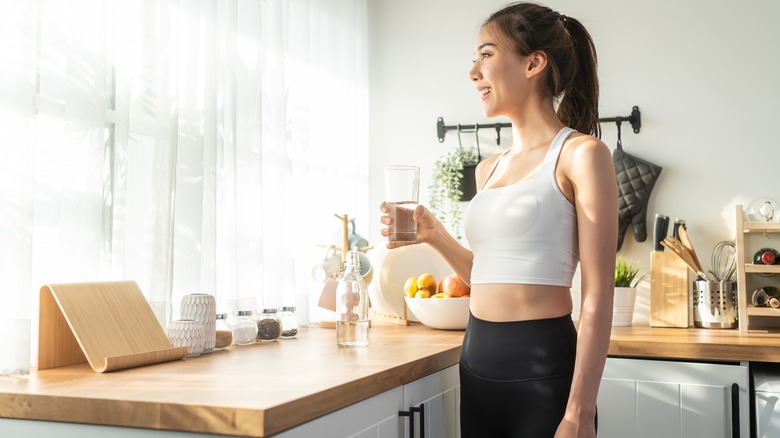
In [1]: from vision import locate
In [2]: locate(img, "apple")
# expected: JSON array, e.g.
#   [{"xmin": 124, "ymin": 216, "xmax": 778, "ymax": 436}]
[{"xmin": 440, "ymin": 273, "xmax": 470, "ymax": 298}]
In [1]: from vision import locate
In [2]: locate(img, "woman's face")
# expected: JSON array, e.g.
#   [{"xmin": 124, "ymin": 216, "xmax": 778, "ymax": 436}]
[{"xmin": 468, "ymin": 25, "xmax": 531, "ymax": 119}]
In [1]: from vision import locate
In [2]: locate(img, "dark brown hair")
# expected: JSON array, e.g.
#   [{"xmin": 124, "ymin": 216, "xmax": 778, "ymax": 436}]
[{"xmin": 483, "ymin": 2, "xmax": 601, "ymax": 137}]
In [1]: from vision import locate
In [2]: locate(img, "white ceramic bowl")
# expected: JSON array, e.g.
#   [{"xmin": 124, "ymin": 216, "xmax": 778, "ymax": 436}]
[
  {"xmin": 369, "ymin": 245, "xmax": 452, "ymax": 319},
  {"xmin": 404, "ymin": 296, "xmax": 470, "ymax": 330}
]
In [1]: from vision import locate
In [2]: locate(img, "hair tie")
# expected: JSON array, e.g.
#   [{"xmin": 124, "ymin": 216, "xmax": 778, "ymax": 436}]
[{"xmin": 560, "ymin": 14, "xmax": 568, "ymax": 27}]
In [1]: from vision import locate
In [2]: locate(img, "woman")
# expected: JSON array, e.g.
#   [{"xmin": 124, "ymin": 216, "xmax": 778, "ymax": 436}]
[{"xmin": 380, "ymin": 3, "xmax": 617, "ymax": 437}]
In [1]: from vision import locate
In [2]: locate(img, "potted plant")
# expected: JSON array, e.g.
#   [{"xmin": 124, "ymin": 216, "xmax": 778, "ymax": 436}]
[
  {"xmin": 428, "ymin": 147, "xmax": 478, "ymax": 239},
  {"xmin": 613, "ymin": 254, "xmax": 646, "ymax": 326}
]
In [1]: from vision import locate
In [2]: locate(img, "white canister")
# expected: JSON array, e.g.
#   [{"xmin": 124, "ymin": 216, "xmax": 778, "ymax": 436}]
[
  {"xmin": 166, "ymin": 319, "xmax": 205, "ymax": 358},
  {"xmin": 181, "ymin": 293, "xmax": 216, "ymax": 354}
]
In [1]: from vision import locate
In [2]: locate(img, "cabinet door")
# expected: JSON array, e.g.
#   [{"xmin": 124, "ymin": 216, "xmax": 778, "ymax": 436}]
[
  {"xmin": 274, "ymin": 386, "xmax": 404, "ymax": 438},
  {"xmin": 598, "ymin": 358, "xmax": 748, "ymax": 438},
  {"xmin": 402, "ymin": 364, "xmax": 460, "ymax": 438}
]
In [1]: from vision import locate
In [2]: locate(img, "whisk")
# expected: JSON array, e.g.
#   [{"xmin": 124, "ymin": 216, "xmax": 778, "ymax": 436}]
[{"xmin": 710, "ymin": 240, "xmax": 737, "ymax": 282}]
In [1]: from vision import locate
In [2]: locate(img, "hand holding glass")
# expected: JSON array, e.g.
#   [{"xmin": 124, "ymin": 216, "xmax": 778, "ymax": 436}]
[{"xmin": 384, "ymin": 165, "xmax": 420, "ymax": 242}]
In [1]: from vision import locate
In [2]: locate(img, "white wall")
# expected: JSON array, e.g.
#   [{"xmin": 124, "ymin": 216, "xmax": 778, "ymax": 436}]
[{"xmin": 366, "ymin": 0, "xmax": 780, "ymax": 322}]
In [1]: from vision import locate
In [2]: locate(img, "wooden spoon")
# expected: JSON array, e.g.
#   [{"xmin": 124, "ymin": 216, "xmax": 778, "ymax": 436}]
[
  {"xmin": 677, "ymin": 226, "xmax": 708, "ymax": 278},
  {"xmin": 661, "ymin": 237, "xmax": 710, "ymax": 280}
]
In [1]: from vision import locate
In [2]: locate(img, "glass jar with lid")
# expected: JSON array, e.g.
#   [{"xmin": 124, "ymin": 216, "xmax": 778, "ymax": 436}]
[
  {"xmin": 230, "ymin": 310, "xmax": 257, "ymax": 345},
  {"xmin": 278, "ymin": 306, "xmax": 300, "ymax": 338},
  {"xmin": 255, "ymin": 308, "xmax": 281, "ymax": 342},
  {"xmin": 214, "ymin": 313, "xmax": 233, "ymax": 350}
]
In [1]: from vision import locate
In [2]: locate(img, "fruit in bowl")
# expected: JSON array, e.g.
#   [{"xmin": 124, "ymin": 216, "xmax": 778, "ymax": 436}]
[{"xmin": 404, "ymin": 294, "xmax": 470, "ymax": 330}]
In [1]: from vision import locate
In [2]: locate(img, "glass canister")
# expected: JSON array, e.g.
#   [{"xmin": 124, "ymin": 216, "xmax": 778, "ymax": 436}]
[
  {"xmin": 214, "ymin": 313, "xmax": 232, "ymax": 350},
  {"xmin": 255, "ymin": 308, "xmax": 281, "ymax": 342},
  {"xmin": 278, "ymin": 306, "xmax": 300, "ymax": 338},
  {"xmin": 230, "ymin": 310, "xmax": 257, "ymax": 345}
]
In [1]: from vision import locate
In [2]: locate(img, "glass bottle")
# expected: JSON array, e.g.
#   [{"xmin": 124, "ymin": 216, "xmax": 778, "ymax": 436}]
[
  {"xmin": 335, "ymin": 251, "xmax": 369, "ymax": 347},
  {"xmin": 255, "ymin": 308, "xmax": 281, "ymax": 342},
  {"xmin": 754, "ymin": 248, "xmax": 780, "ymax": 265},
  {"xmin": 230, "ymin": 310, "xmax": 257, "ymax": 345},
  {"xmin": 214, "ymin": 313, "xmax": 233, "ymax": 350},
  {"xmin": 278, "ymin": 306, "xmax": 300, "ymax": 338}
]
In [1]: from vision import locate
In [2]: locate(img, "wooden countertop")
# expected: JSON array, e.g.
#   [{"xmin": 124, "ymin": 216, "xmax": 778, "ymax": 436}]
[{"xmin": 4, "ymin": 321, "xmax": 780, "ymax": 437}]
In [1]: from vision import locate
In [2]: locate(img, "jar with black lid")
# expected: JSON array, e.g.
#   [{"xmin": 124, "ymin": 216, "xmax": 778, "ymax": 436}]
[
  {"xmin": 278, "ymin": 306, "xmax": 300, "ymax": 338},
  {"xmin": 255, "ymin": 308, "xmax": 281, "ymax": 342}
]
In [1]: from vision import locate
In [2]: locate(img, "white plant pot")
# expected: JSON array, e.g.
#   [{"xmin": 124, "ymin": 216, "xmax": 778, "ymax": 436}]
[{"xmin": 613, "ymin": 287, "xmax": 637, "ymax": 326}]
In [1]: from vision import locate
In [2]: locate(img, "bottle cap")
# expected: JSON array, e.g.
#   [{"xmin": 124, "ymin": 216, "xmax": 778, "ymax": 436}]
[
  {"xmin": 216, "ymin": 313, "xmax": 228, "ymax": 320},
  {"xmin": 762, "ymin": 251, "xmax": 776, "ymax": 265},
  {"xmin": 281, "ymin": 306, "xmax": 296, "ymax": 312},
  {"xmin": 260, "ymin": 308, "xmax": 278, "ymax": 314},
  {"xmin": 233, "ymin": 310, "xmax": 253, "ymax": 316}
]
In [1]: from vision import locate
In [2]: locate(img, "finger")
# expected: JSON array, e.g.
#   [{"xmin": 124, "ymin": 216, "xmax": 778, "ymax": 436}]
[
  {"xmin": 379, "ymin": 201, "xmax": 388, "ymax": 213},
  {"xmin": 380, "ymin": 215, "xmax": 392, "ymax": 226}
]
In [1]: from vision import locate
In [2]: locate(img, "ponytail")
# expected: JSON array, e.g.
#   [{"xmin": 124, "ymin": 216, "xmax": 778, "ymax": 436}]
[
  {"xmin": 483, "ymin": 3, "xmax": 601, "ymax": 137},
  {"xmin": 556, "ymin": 17, "xmax": 600, "ymax": 138}
]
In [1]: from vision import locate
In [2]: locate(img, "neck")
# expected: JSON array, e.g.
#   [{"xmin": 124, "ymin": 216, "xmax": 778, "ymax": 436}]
[{"xmin": 506, "ymin": 99, "xmax": 564, "ymax": 153}]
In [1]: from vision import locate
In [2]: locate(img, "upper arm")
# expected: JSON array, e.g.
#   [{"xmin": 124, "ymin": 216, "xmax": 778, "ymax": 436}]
[{"xmin": 565, "ymin": 138, "xmax": 618, "ymax": 305}]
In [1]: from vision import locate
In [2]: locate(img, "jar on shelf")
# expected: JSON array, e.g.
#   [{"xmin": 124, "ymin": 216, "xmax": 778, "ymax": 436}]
[
  {"xmin": 231, "ymin": 310, "xmax": 257, "ymax": 345},
  {"xmin": 255, "ymin": 308, "xmax": 281, "ymax": 342},
  {"xmin": 278, "ymin": 306, "xmax": 300, "ymax": 338},
  {"xmin": 214, "ymin": 313, "xmax": 232, "ymax": 350}
]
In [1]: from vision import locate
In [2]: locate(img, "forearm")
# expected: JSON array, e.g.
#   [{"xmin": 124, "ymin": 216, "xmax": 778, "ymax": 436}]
[
  {"xmin": 427, "ymin": 225, "xmax": 474, "ymax": 284},
  {"xmin": 565, "ymin": 294, "xmax": 613, "ymax": 419}
]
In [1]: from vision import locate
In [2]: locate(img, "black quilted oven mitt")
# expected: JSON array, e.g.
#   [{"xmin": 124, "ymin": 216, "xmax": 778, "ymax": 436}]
[{"xmin": 613, "ymin": 146, "xmax": 662, "ymax": 251}]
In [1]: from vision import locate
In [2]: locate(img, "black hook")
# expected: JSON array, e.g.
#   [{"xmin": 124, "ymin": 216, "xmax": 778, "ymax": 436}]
[
  {"xmin": 495, "ymin": 125, "xmax": 501, "ymax": 146},
  {"xmin": 457, "ymin": 124, "xmax": 463, "ymax": 149},
  {"xmin": 475, "ymin": 123, "xmax": 481, "ymax": 160},
  {"xmin": 615, "ymin": 119, "xmax": 623, "ymax": 151}
]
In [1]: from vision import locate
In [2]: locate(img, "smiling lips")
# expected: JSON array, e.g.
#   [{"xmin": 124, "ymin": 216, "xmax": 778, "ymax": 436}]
[{"xmin": 478, "ymin": 87, "xmax": 492, "ymax": 100}]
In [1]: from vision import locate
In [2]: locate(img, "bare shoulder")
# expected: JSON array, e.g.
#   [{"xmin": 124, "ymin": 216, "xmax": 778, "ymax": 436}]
[{"xmin": 559, "ymin": 133, "xmax": 613, "ymax": 177}]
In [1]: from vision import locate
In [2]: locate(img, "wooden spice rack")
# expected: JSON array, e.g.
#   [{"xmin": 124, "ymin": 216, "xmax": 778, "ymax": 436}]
[
  {"xmin": 735, "ymin": 205, "xmax": 780, "ymax": 332},
  {"xmin": 38, "ymin": 281, "xmax": 187, "ymax": 373}
]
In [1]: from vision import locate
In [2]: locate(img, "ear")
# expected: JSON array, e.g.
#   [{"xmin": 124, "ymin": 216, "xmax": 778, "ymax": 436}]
[{"xmin": 524, "ymin": 51, "xmax": 548, "ymax": 79}]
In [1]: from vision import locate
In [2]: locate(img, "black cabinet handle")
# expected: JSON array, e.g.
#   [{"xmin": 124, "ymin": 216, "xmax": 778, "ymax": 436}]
[
  {"xmin": 399, "ymin": 403, "xmax": 425, "ymax": 438},
  {"xmin": 411, "ymin": 404, "xmax": 425, "ymax": 438},
  {"xmin": 731, "ymin": 383, "xmax": 740, "ymax": 438},
  {"xmin": 399, "ymin": 409, "xmax": 414, "ymax": 438}
]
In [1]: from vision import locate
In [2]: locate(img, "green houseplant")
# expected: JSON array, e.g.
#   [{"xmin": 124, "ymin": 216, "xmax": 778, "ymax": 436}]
[
  {"xmin": 613, "ymin": 254, "xmax": 646, "ymax": 327},
  {"xmin": 615, "ymin": 254, "xmax": 646, "ymax": 288},
  {"xmin": 428, "ymin": 147, "xmax": 478, "ymax": 239}
]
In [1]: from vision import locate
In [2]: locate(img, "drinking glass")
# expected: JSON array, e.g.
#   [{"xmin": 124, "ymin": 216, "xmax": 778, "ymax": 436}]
[{"xmin": 384, "ymin": 165, "xmax": 420, "ymax": 242}]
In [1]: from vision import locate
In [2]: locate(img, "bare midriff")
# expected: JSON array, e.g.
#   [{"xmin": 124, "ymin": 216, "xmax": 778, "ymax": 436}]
[{"xmin": 469, "ymin": 283, "xmax": 573, "ymax": 322}]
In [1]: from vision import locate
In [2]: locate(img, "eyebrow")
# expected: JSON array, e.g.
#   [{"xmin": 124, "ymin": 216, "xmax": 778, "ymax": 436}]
[{"xmin": 476, "ymin": 42, "xmax": 497, "ymax": 51}]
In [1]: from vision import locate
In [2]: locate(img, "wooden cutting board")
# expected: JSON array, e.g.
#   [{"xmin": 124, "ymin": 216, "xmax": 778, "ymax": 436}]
[{"xmin": 38, "ymin": 280, "xmax": 187, "ymax": 373}]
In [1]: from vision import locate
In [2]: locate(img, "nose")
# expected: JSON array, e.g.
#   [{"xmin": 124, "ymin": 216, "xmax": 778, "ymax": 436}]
[{"xmin": 468, "ymin": 62, "xmax": 481, "ymax": 82}]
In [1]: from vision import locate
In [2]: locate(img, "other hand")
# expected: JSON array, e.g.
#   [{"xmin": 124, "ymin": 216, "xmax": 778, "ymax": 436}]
[{"xmin": 379, "ymin": 202, "xmax": 441, "ymax": 249}]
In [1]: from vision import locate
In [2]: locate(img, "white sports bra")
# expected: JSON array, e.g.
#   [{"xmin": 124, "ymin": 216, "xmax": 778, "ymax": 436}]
[{"xmin": 464, "ymin": 127, "xmax": 579, "ymax": 287}]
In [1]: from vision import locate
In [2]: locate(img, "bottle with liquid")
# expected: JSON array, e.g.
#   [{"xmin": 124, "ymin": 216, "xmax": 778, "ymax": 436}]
[
  {"xmin": 754, "ymin": 248, "xmax": 780, "ymax": 265},
  {"xmin": 335, "ymin": 251, "xmax": 369, "ymax": 347}
]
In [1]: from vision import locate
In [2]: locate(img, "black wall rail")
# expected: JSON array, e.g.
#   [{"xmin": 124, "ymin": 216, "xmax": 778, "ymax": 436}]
[{"xmin": 436, "ymin": 106, "xmax": 641, "ymax": 144}]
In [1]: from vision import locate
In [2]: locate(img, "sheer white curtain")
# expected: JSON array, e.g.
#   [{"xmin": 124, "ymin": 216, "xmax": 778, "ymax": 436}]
[{"xmin": 0, "ymin": 0, "xmax": 368, "ymax": 374}]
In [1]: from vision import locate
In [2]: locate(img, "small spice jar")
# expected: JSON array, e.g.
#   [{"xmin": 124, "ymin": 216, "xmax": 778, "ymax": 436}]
[
  {"xmin": 231, "ymin": 310, "xmax": 257, "ymax": 345},
  {"xmin": 214, "ymin": 313, "xmax": 233, "ymax": 350},
  {"xmin": 278, "ymin": 306, "xmax": 300, "ymax": 338},
  {"xmin": 255, "ymin": 308, "xmax": 281, "ymax": 342}
]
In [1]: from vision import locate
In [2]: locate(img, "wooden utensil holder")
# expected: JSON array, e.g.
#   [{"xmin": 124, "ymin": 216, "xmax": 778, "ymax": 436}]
[{"xmin": 650, "ymin": 251, "xmax": 690, "ymax": 327}]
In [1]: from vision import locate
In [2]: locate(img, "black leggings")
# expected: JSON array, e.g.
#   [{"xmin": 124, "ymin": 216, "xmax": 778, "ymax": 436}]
[{"xmin": 459, "ymin": 312, "xmax": 584, "ymax": 437}]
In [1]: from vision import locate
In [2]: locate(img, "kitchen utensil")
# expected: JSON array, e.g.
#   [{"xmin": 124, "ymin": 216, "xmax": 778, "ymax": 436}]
[
  {"xmin": 653, "ymin": 214, "xmax": 669, "ymax": 251},
  {"xmin": 661, "ymin": 237, "xmax": 710, "ymax": 280},
  {"xmin": 672, "ymin": 219, "xmax": 686, "ymax": 240},
  {"xmin": 677, "ymin": 226, "xmax": 707, "ymax": 278},
  {"xmin": 711, "ymin": 240, "xmax": 737, "ymax": 282}
]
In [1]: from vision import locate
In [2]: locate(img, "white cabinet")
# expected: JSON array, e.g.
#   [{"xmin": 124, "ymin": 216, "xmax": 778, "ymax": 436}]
[
  {"xmin": 598, "ymin": 357, "xmax": 749, "ymax": 438},
  {"xmin": 276, "ymin": 364, "xmax": 460, "ymax": 438}
]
